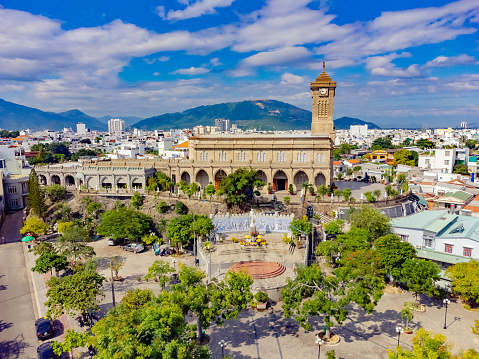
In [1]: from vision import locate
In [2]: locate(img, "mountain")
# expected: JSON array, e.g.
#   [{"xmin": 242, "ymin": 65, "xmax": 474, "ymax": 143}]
[
  {"xmin": 334, "ymin": 116, "xmax": 380, "ymax": 130},
  {"xmin": 96, "ymin": 115, "xmax": 143, "ymax": 127},
  {"xmin": 133, "ymin": 100, "xmax": 381, "ymax": 131},
  {"xmin": 133, "ymin": 99, "xmax": 313, "ymax": 131},
  {"xmin": 0, "ymin": 99, "xmax": 107, "ymax": 131}
]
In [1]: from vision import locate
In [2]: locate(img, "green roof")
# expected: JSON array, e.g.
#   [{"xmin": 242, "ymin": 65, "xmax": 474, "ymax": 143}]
[
  {"xmin": 442, "ymin": 191, "xmax": 472, "ymax": 201},
  {"xmin": 417, "ymin": 248, "xmax": 473, "ymax": 265},
  {"xmin": 392, "ymin": 210, "xmax": 455, "ymax": 233}
]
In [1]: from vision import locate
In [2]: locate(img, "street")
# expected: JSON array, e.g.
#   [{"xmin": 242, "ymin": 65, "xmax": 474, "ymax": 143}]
[{"xmin": 0, "ymin": 211, "xmax": 38, "ymax": 359}]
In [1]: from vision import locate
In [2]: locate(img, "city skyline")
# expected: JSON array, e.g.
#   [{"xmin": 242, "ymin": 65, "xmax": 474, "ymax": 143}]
[{"xmin": 0, "ymin": 0, "xmax": 478, "ymax": 127}]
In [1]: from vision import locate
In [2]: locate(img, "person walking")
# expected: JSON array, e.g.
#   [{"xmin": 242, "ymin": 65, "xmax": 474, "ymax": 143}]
[{"xmin": 0, "ymin": 236, "xmax": 4, "ymax": 244}]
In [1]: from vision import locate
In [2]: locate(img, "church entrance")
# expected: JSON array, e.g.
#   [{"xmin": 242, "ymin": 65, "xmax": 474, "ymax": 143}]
[
  {"xmin": 214, "ymin": 170, "xmax": 227, "ymax": 189},
  {"xmin": 273, "ymin": 170, "xmax": 288, "ymax": 191}
]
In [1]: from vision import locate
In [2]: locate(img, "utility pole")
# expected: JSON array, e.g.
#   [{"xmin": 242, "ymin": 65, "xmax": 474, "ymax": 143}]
[{"xmin": 110, "ymin": 258, "xmax": 116, "ymax": 307}]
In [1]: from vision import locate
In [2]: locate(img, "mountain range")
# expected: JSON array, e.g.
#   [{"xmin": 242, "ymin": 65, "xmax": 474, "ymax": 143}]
[{"xmin": 0, "ymin": 97, "xmax": 379, "ymax": 132}]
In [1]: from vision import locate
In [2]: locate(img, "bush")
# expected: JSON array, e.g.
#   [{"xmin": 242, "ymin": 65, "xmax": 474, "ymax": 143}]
[
  {"xmin": 254, "ymin": 291, "xmax": 268, "ymax": 303},
  {"xmin": 157, "ymin": 201, "xmax": 169, "ymax": 214},
  {"xmin": 45, "ymin": 184, "xmax": 67, "ymax": 201},
  {"xmin": 231, "ymin": 237, "xmax": 238, "ymax": 243},
  {"xmin": 174, "ymin": 201, "xmax": 188, "ymax": 215},
  {"xmin": 284, "ymin": 196, "xmax": 290, "ymax": 204}
]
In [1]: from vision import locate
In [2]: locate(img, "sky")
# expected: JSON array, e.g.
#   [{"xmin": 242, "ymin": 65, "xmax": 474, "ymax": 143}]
[{"xmin": 0, "ymin": 0, "xmax": 479, "ymax": 128}]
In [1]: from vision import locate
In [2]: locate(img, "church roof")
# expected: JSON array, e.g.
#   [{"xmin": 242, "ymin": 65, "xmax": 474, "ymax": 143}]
[{"xmin": 311, "ymin": 62, "xmax": 337, "ymax": 87}]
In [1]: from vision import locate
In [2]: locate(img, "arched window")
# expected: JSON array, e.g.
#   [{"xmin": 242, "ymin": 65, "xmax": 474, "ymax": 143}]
[{"xmin": 277, "ymin": 150, "xmax": 286, "ymax": 162}]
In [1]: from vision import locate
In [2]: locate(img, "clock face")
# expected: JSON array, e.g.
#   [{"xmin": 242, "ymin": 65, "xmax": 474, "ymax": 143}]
[{"xmin": 320, "ymin": 88, "xmax": 328, "ymax": 95}]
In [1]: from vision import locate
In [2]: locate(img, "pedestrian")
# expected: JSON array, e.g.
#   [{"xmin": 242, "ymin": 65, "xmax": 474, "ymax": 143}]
[{"xmin": 1, "ymin": 236, "xmax": 4, "ymax": 244}]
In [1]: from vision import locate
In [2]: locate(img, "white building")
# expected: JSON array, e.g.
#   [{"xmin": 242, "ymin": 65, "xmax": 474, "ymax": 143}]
[
  {"xmin": 108, "ymin": 118, "xmax": 125, "ymax": 134},
  {"xmin": 215, "ymin": 119, "xmax": 231, "ymax": 132},
  {"xmin": 350, "ymin": 124, "xmax": 368, "ymax": 137},
  {"xmin": 76, "ymin": 122, "xmax": 87, "ymax": 136},
  {"xmin": 418, "ymin": 148, "xmax": 469, "ymax": 173}
]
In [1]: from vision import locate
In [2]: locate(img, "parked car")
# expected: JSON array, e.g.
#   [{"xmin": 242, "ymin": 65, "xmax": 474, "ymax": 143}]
[
  {"xmin": 122, "ymin": 243, "xmax": 144, "ymax": 253},
  {"xmin": 107, "ymin": 237, "xmax": 123, "ymax": 246},
  {"xmin": 37, "ymin": 342, "xmax": 60, "ymax": 359},
  {"xmin": 35, "ymin": 318, "xmax": 55, "ymax": 341}
]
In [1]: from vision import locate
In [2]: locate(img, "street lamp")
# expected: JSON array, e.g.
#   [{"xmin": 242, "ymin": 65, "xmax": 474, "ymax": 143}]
[
  {"xmin": 315, "ymin": 337, "xmax": 323, "ymax": 359},
  {"xmin": 218, "ymin": 339, "xmax": 227, "ymax": 358},
  {"xmin": 172, "ymin": 258, "xmax": 178, "ymax": 269},
  {"xmin": 395, "ymin": 326, "xmax": 403, "ymax": 347},
  {"xmin": 443, "ymin": 298, "xmax": 451, "ymax": 329}
]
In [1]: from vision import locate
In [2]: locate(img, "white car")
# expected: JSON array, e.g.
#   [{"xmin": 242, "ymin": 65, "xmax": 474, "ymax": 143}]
[
  {"xmin": 107, "ymin": 238, "xmax": 122, "ymax": 246},
  {"xmin": 122, "ymin": 243, "xmax": 144, "ymax": 253}
]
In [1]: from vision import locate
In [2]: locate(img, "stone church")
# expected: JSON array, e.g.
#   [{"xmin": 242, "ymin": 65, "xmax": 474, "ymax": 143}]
[{"xmin": 35, "ymin": 64, "xmax": 336, "ymax": 192}]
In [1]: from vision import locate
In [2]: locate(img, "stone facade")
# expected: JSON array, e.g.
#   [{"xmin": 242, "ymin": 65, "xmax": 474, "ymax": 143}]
[{"xmin": 35, "ymin": 67, "xmax": 336, "ymax": 192}]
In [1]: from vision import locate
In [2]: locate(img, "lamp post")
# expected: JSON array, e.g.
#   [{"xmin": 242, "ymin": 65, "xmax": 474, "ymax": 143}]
[
  {"xmin": 396, "ymin": 326, "xmax": 403, "ymax": 347},
  {"xmin": 315, "ymin": 337, "xmax": 323, "ymax": 359},
  {"xmin": 172, "ymin": 258, "xmax": 178, "ymax": 270},
  {"xmin": 218, "ymin": 339, "xmax": 226, "ymax": 358},
  {"xmin": 443, "ymin": 298, "xmax": 451, "ymax": 329},
  {"xmin": 192, "ymin": 199, "xmax": 206, "ymax": 263}
]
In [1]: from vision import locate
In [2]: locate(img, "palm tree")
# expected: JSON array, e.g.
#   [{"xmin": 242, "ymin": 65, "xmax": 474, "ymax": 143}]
[{"xmin": 401, "ymin": 306, "xmax": 414, "ymax": 331}]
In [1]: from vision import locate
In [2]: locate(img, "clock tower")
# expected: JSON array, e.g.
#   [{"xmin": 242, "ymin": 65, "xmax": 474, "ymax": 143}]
[{"xmin": 311, "ymin": 62, "xmax": 336, "ymax": 137}]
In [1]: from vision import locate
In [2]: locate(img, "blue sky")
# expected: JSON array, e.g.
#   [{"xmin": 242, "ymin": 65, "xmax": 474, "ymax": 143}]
[{"xmin": 0, "ymin": 0, "xmax": 478, "ymax": 127}]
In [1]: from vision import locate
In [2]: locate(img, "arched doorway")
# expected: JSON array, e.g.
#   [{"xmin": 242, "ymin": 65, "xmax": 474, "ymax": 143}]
[
  {"xmin": 214, "ymin": 170, "xmax": 227, "ymax": 189},
  {"xmin": 101, "ymin": 177, "xmax": 112, "ymax": 189},
  {"xmin": 315, "ymin": 173, "xmax": 326, "ymax": 187},
  {"xmin": 38, "ymin": 175, "xmax": 47, "ymax": 185},
  {"xmin": 196, "ymin": 170, "xmax": 209, "ymax": 189},
  {"xmin": 116, "ymin": 177, "xmax": 128, "ymax": 189},
  {"xmin": 294, "ymin": 171, "xmax": 309, "ymax": 191},
  {"xmin": 181, "ymin": 172, "xmax": 191, "ymax": 185},
  {"xmin": 65, "ymin": 175, "xmax": 75, "ymax": 186},
  {"xmin": 273, "ymin": 170, "xmax": 288, "ymax": 191},
  {"xmin": 255, "ymin": 170, "xmax": 267, "ymax": 189},
  {"xmin": 132, "ymin": 179, "xmax": 142, "ymax": 189},
  {"xmin": 51, "ymin": 175, "xmax": 61, "ymax": 185}
]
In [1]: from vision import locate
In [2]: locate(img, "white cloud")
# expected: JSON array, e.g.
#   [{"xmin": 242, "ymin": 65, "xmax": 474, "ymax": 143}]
[
  {"xmin": 365, "ymin": 52, "xmax": 422, "ymax": 78},
  {"xmin": 164, "ymin": 0, "xmax": 235, "ymax": 21},
  {"xmin": 241, "ymin": 46, "xmax": 312, "ymax": 67},
  {"xmin": 155, "ymin": 6, "xmax": 166, "ymax": 19},
  {"xmin": 280, "ymin": 73, "xmax": 305, "ymax": 85},
  {"xmin": 171, "ymin": 66, "xmax": 211, "ymax": 75},
  {"xmin": 158, "ymin": 56, "xmax": 170, "ymax": 62},
  {"xmin": 143, "ymin": 58, "xmax": 156, "ymax": 64},
  {"xmin": 425, "ymin": 54, "xmax": 478, "ymax": 67},
  {"xmin": 210, "ymin": 57, "xmax": 222, "ymax": 66},
  {"xmin": 153, "ymin": 72, "xmax": 160, "ymax": 76}
]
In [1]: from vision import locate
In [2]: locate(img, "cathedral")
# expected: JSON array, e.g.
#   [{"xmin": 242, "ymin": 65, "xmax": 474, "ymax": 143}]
[{"xmin": 35, "ymin": 64, "xmax": 336, "ymax": 192}]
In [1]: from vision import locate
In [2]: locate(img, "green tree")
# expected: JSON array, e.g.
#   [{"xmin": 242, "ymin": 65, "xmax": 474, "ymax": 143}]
[
  {"xmin": 97, "ymin": 207, "xmax": 153, "ymax": 241},
  {"xmin": 400, "ymin": 305, "xmax": 414, "ymax": 331},
  {"xmin": 20, "ymin": 216, "xmax": 49, "ymax": 237},
  {"xmin": 121, "ymin": 288, "xmax": 154, "ymax": 311},
  {"xmin": 192, "ymin": 215, "xmax": 214, "ymax": 238},
  {"xmin": 445, "ymin": 260, "xmax": 479, "ymax": 306},
  {"xmin": 333, "ymin": 188, "xmax": 343, "ymax": 202},
  {"xmin": 130, "ymin": 192, "xmax": 143, "ymax": 209},
  {"xmin": 453, "ymin": 163, "xmax": 469, "ymax": 175},
  {"xmin": 52, "ymin": 329, "xmax": 89, "ymax": 358},
  {"xmin": 32, "ymin": 252, "xmax": 68, "ymax": 276},
  {"xmin": 45, "ymin": 269, "xmax": 104, "ymax": 319},
  {"xmin": 349, "ymin": 205, "xmax": 391, "ymax": 239},
  {"xmin": 282, "ymin": 264, "xmax": 384, "ymax": 337},
  {"xmin": 156, "ymin": 201, "xmax": 169, "ymax": 213},
  {"xmin": 141, "ymin": 233, "xmax": 161, "ymax": 245},
  {"xmin": 401, "ymin": 259, "xmax": 441, "ymax": 305},
  {"xmin": 372, "ymin": 136, "xmax": 394, "ymax": 149},
  {"xmin": 91, "ymin": 300, "xmax": 209, "ymax": 359},
  {"xmin": 336, "ymin": 228, "xmax": 373, "ymax": 253},
  {"xmin": 465, "ymin": 139, "xmax": 477, "ymax": 149},
  {"xmin": 108, "ymin": 256, "xmax": 124, "ymax": 279},
  {"xmin": 317, "ymin": 185, "xmax": 329, "ymax": 201},
  {"xmin": 175, "ymin": 201, "xmax": 189, "ymax": 215},
  {"xmin": 416, "ymin": 139, "xmax": 436, "ymax": 149},
  {"xmin": 56, "ymin": 225, "xmax": 95, "ymax": 262},
  {"xmin": 394, "ymin": 150, "xmax": 418, "ymax": 166},
  {"xmin": 30, "ymin": 241, "xmax": 55, "ymax": 257},
  {"xmin": 70, "ymin": 149, "xmax": 97, "ymax": 161},
  {"xmin": 45, "ymin": 184, "xmax": 67, "ymax": 202},
  {"xmin": 58, "ymin": 221, "xmax": 73, "ymax": 234},
  {"xmin": 343, "ymin": 188, "xmax": 352, "ymax": 202},
  {"xmin": 323, "ymin": 219, "xmax": 343, "ymax": 235},
  {"xmin": 375, "ymin": 234, "xmax": 417, "ymax": 282},
  {"xmin": 373, "ymin": 189, "xmax": 381, "ymax": 200},
  {"xmin": 205, "ymin": 184, "xmax": 216, "ymax": 198},
  {"xmin": 290, "ymin": 217, "xmax": 313, "ymax": 238},
  {"xmin": 315, "ymin": 240, "xmax": 340, "ymax": 265},
  {"xmin": 219, "ymin": 168, "xmax": 265, "ymax": 207},
  {"xmin": 167, "ymin": 215, "xmax": 193, "ymax": 250},
  {"xmin": 27, "ymin": 169, "xmax": 47, "ymax": 219},
  {"xmin": 144, "ymin": 260, "xmax": 174, "ymax": 289}
]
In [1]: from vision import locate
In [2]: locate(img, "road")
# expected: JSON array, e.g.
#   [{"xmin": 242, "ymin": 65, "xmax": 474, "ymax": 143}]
[{"xmin": 0, "ymin": 211, "xmax": 38, "ymax": 359}]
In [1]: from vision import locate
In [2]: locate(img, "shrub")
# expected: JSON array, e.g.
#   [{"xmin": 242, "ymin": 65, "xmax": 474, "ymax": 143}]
[
  {"xmin": 157, "ymin": 201, "xmax": 169, "ymax": 214},
  {"xmin": 231, "ymin": 237, "xmax": 238, "ymax": 243},
  {"xmin": 45, "ymin": 184, "xmax": 67, "ymax": 201},
  {"xmin": 250, "ymin": 301, "xmax": 257, "ymax": 308},
  {"xmin": 284, "ymin": 196, "xmax": 290, "ymax": 204},
  {"xmin": 254, "ymin": 291, "xmax": 268, "ymax": 303},
  {"xmin": 174, "ymin": 201, "xmax": 188, "ymax": 215}
]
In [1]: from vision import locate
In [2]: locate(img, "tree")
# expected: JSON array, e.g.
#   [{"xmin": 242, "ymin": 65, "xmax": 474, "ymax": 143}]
[
  {"xmin": 453, "ymin": 163, "xmax": 469, "ymax": 175},
  {"xmin": 45, "ymin": 269, "xmax": 104, "ymax": 319},
  {"xmin": 56, "ymin": 225, "xmax": 95, "ymax": 262},
  {"xmin": 336, "ymin": 228, "xmax": 373, "ymax": 252},
  {"xmin": 343, "ymin": 188, "xmax": 352, "ymax": 202},
  {"xmin": 32, "ymin": 252, "xmax": 68, "ymax": 276},
  {"xmin": 349, "ymin": 205, "xmax": 391, "ymax": 239},
  {"xmin": 97, "ymin": 207, "xmax": 153, "ymax": 241},
  {"xmin": 130, "ymin": 192, "xmax": 143, "ymax": 209},
  {"xmin": 416, "ymin": 139, "xmax": 436, "ymax": 149},
  {"xmin": 372, "ymin": 136, "xmax": 394, "ymax": 149},
  {"xmin": 219, "ymin": 168, "xmax": 265, "ymax": 207},
  {"xmin": 315, "ymin": 240, "xmax": 340, "ymax": 265},
  {"xmin": 30, "ymin": 241, "xmax": 55, "ymax": 257},
  {"xmin": 282, "ymin": 264, "xmax": 384, "ymax": 337},
  {"xmin": 27, "ymin": 169, "xmax": 47, "ymax": 219},
  {"xmin": 401, "ymin": 259, "xmax": 440, "ymax": 305},
  {"xmin": 108, "ymin": 256, "xmax": 124, "ymax": 279},
  {"xmin": 205, "ymin": 184, "xmax": 216, "ymax": 198},
  {"xmin": 373, "ymin": 189, "xmax": 381, "ymax": 200},
  {"xmin": 91, "ymin": 300, "xmax": 209, "ymax": 359},
  {"xmin": 175, "ymin": 201, "xmax": 189, "ymax": 215},
  {"xmin": 144, "ymin": 260, "xmax": 174, "ymax": 289},
  {"xmin": 317, "ymin": 184, "xmax": 329, "ymax": 201},
  {"xmin": 167, "ymin": 265, "xmax": 254, "ymax": 341},
  {"xmin": 290, "ymin": 217, "xmax": 313, "ymax": 238},
  {"xmin": 52, "ymin": 330, "xmax": 89, "ymax": 358},
  {"xmin": 121, "ymin": 288, "xmax": 154, "ymax": 311},
  {"xmin": 374, "ymin": 234, "xmax": 417, "ymax": 282},
  {"xmin": 20, "ymin": 216, "xmax": 49, "ymax": 237},
  {"xmin": 333, "ymin": 188, "xmax": 342, "ymax": 202},
  {"xmin": 465, "ymin": 139, "xmax": 477, "ymax": 149},
  {"xmin": 45, "ymin": 184, "xmax": 67, "ymax": 202},
  {"xmin": 394, "ymin": 150, "xmax": 418, "ymax": 166},
  {"xmin": 58, "ymin": 221, "xmax": 73, "ymax": 234},
  {"xmin": 445, "ymin": 260, "xmax": 479, "ymax": 306},
  {"xmin": 70, "ymin": 149, "xmax": 97, "ymax": 161},
  {"xmin": 400, "ymin": 305, "xmax": 414, "ymax": 331},
  {"xmin": 141, "ymin": 233, "xmax": 160, "ymax": 245},
  {"xmin": 167, "ymin": 215, "xmax": 193, "ymax": 250},
  {"xmin": 323, "ymin": 219, "xmax": 343, "ymax": 235},
  {"xmin": 156, "ymin": 201, "xmax": 169, "ymax": 213},
  {"xmin": 146, "ymin": 171, "xmax": 172, "ymax": 192},
  {"xmin": 192, "ymin": 215, "xmax": 214, "ymax": 238}
]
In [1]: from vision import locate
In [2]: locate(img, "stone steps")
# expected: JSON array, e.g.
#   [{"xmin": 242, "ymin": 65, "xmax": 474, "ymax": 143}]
[{"xmin": 229, "ymin": 260, "xmax": 286, "ymax": 279}]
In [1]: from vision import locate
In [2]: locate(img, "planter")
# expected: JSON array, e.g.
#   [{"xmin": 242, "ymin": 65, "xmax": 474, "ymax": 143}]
[
  {"xmin": 113, "ymin": 276, "xmax": 123, "ymax": 281},
  {"xmin": 403, "ymin": 328, "xmax": 413, "ymax": 334},
  {"xmin": 257, "ymin": 302, "xmax": 267, "ymax": 310},
  {"xmin": 289, "ymin": 192, "xmax": 293, "ymax": 195}
]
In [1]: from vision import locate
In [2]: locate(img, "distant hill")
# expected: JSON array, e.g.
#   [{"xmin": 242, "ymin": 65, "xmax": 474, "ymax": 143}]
[
  {"xmin": 133, "ymin": 100, "xmax": 380, "ymax": 131},
  {"xmin": 96, "ymin": 115, "xmax": 143, "ymax": 128},
  {"xmin": 0, "ymin": 99, "xmax": 107, "ymax": 131},
  {"xmin": 334, "ymin": 116, "xmax": 380, "ymax": 130}
]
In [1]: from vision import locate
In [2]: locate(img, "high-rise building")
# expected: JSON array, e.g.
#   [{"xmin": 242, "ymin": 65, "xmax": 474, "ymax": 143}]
[
  {"xmin": 350, "ymin": 124, "xmax": 368, "ymax": 137},
  {"xmin": 76, "ymin": 122, "xmax": 87, "ymax": 136},
  {"xmin": 108, "ymin": 118, "xmax": 125, "ymax": 134},
  {"xmin": 214, "ymin": 119, "xmax": 231, "ymax": 132}
]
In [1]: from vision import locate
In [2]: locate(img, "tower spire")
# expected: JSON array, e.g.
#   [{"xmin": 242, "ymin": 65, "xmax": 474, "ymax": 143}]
[{"xmin": 323, "ymin": 62, "xmax": 325, "ymax": 73}]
